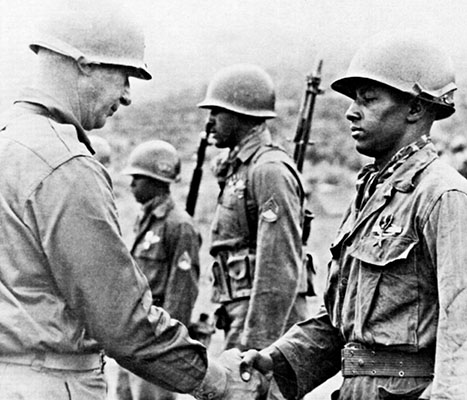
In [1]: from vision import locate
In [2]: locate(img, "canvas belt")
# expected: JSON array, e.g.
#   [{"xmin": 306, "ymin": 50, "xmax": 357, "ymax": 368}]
[
  {"xmin": 342, "ymin": 344, "xmax": 434, "ymax": 378},
  {"xmin": 0, "ymin": 352, "xmax": 104, "ymax": 371}
]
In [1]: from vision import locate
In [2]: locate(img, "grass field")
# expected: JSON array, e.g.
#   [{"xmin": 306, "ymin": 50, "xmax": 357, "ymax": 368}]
[{"xmin": 106, "ymin": 165, "xmax": 355, "ymax": 400}]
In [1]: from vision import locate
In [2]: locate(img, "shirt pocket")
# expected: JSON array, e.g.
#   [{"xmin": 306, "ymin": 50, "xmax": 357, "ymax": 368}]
[
  {"xmin": 133, "ymin": 230, "xmax": 166, "ymax": 262},
  {"xmin": 211, "ymin": 183, "xmax": 248, "ymax": 241},
  {"xmin": 347, "ymin": 235, "xmax": 420, "ymax": 346}
]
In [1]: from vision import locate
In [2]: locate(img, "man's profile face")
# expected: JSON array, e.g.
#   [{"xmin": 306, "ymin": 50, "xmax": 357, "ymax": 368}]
[
  {"xmin": 80, "ymin": 64, "xmax": 131, "ymax": 130},
  {"xmin": 207, "ymin": 108, "xmax": 241, "ymax": 149},
  {"xmin": 345, "ymin": 82, "xmax": 409, "ymax": 164},
  {"xmin": 130, "ymin": 175, "xmax": 166, "ymax": 204}
]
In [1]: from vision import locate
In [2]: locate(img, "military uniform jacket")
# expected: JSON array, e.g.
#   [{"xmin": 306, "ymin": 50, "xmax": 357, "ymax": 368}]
[
  {"xmin": 272, "ymin": 143, "xmax": 467, "ymax": 399},
  {"xmin": 0, "ymin": 88, "xmax": 207, "ymax": 392},
  {"xmin": 210, "ymin": 125, "xmax": 308, "ymax": 349},
  {"xmin": 132, "ymin": 194, "xmax": 200, "ymax": 326}
]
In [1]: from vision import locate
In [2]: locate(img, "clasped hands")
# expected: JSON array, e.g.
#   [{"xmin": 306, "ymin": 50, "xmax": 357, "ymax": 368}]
[{"xmin": 216, "ymin": 348, "xmax": 274, "ymax": 400}]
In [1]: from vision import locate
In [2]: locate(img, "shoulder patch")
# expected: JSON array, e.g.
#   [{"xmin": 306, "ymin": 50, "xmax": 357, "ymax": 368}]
[
  {"xmin": 177, "ymin": 251, "xmax": 192, "ymax": 270},
  {"xmin": 261, "ymin": 196, "xmax": 279, "ymax": 222}
]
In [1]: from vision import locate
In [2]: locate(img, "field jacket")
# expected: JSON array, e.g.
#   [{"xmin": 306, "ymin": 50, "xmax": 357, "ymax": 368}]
[
  {"xmin": 272, "ymin": 143, "xmax": 467, "ymax": 399},
  {"xmin": 132, "ymin": 194, "xmax": 200, "ymax": 326},
  {"xmin": 210, "ymin": 126, "xmax": 308, "ymax": 349},
  {"xmin": 0, "ymin": 88, "xmax": 206, "ymax": 392}
]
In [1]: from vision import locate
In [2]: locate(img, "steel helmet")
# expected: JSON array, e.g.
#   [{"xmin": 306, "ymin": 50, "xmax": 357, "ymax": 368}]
[
  {"xmin": 29, "ymin": 0, "xmax": 151, "ymax": 80},
  {"xmin": 331, "ymin": 30, "xmax": 456, "ymax": 120},
  {"xmin": 122, "ymin": 140, "xmax": 181, "ymax": 183},
  {"xmin": 198, "ymin": 64, "xmax": 276, "ymax": 118}
]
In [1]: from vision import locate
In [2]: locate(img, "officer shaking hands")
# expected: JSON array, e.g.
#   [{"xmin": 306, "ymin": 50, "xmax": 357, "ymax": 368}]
[
  {"xmin": 198, "ymin": 64, "xmax": 312, "ymax": 400},
  {"xmin": 241, "ymin": 30, "xmax": 467, "ymax": 400},
  {"xmin": 0, "ymin": 1, "xmax": 267, "ymax": 399}
]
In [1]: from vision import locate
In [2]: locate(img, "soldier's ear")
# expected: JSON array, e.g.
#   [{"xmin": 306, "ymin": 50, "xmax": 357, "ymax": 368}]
[
  {"xmin": 407, "ymin": 98, "xmax": 427, "ymax": 123},
  {"xmin": 76, "ymin": 56, "xmax": 93, "ymax": 76}
]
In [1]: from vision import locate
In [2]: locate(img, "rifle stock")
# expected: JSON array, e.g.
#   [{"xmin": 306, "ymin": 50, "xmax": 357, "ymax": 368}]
[
  {"xmin": 186, "ymin": 125, "xmax": 212, "ymax": 217},
  {"xmin": 293, "ymin": 59, "xmax": 324, "ymax": 173}
]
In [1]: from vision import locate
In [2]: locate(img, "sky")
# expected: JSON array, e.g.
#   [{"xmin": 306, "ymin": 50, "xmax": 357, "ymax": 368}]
[{"xmin": 1, "ymin": 0, "xmax": 467, "ymax": 107}]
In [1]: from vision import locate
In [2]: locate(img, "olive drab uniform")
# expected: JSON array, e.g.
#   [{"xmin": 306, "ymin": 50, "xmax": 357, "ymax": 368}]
[
  {"xmin": 210, "ymin": 124, "xmax": 313, "ymax": 352},
  {"xmin": 131, "ymin": 194, "xmax": 200, "ymax": 324},
  {"xmin": 0, "ymin": 89, "xmax": 208, "ymax": 399},
  {"xmin": 271, "ymin": 141, "xmax": 467, "ymax": 399}
]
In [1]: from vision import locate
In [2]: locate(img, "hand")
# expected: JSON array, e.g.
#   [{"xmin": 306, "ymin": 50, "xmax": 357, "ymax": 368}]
[
  {"xmin": 191, "ymin": 349, "xmax": 270, "ymax": 400},
  {"xmin": 240, "ymin": 349, "xmax": 274, "ymax": 383},
  {"xmin": 219, "ymin": 348, "xmax": 270, "ymax": 400}
]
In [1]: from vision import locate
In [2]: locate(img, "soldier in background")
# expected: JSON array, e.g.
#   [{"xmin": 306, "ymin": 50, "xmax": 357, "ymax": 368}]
[
  {"xmin": 88, "ymin": 135, "xmax": 112, "ymax": 167},
  {"xmin": 241, "ymin": 31, "xmax": 467, "ymax": 400},
  {"xmin": 198, "ymin": 64, "xmax": 312, "ymax": 400},
  {"xmin": 116, "ymin": 140, "xmax": 201, "ymax": 400}
]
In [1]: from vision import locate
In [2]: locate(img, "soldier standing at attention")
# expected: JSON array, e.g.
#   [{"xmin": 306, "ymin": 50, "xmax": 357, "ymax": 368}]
[
  {"xmin": 0, "ymin": 1, "xmax": 267, "ymax": 398},
  {"xmin": 116, "ymin": 140, "xmax": 201, "ymax": 400},
  {"xmin": 241, "ymin": 31, "xmax": 467, "ymax": 400},
  {"xmin": 198, "ymin": 64, "xmax": 312, "ymax": 400}
]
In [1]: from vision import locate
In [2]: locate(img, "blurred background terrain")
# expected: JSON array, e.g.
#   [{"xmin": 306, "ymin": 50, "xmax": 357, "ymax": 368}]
[{"xmin": 2, "ymin": 0, "xmax": 467, "ymax": 398}]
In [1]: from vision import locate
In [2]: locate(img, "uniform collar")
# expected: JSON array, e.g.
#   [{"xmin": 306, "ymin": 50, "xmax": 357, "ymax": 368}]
[
  {"xmin": 234, "ymin": 123, "xmax": 272, "ymax": 164},
  {"xmin": 142, "ymin": 193, "xmax": 174, "ymax": 220},
  {"xmin": 390, "ymin": 142, "xmax": 438, "ymax": 192},
  {"xmin": 13, "ymin": 87, "xmax": 94, "ymax": 154}
]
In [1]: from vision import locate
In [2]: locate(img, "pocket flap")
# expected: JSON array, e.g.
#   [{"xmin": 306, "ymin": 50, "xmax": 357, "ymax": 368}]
[{"xmin": 349, "ymin": 235, "xmax": 418, "ymax": 267}]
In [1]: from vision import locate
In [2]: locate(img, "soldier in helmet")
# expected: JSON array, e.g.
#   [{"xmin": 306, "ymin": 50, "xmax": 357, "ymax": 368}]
[
  {"xmin": 241, "ymin": 31, "xmax": 467, "ymax": 399},
  {"xmin": 0, "ymin": 1, "xmax": 267, "ymax": 399},
  {"xmin": 116, "ymin": 140, "xmax": 201, "ymax": 400},
  {"xmin": 198, "ymin": 64, "xmax": 312, "ymax": 399}
]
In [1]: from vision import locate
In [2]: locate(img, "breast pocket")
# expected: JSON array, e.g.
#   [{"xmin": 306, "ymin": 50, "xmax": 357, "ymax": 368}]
[
  {"xmin": 211, "ymin": 183, "xmax": 248, "ymax": 240},
  {"xmin": 133, "ymin": 230, "xmax": 166, "ymax": 262},
  {"xmin": 347, "ymin": 235, "xmax": 420, "ymax": 346}
]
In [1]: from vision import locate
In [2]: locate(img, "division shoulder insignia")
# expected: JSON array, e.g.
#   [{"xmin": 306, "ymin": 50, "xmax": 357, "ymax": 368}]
[
  {"xmin": 260, "ymin": 196, "xmax": 279, "ymax": 223},
  {"xmin": 177, "ymin": 251, "xmax": 192, "ymax": 271}
]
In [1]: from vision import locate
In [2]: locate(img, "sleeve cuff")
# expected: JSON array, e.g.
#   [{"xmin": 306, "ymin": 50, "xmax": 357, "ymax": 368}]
[
  {"xmin": 191, "ymin": 356, "xmax": 227, "ymax": 400},
  {"xmin": 268, "ymin": 346, "xmax": 298, "ymax": 400}
]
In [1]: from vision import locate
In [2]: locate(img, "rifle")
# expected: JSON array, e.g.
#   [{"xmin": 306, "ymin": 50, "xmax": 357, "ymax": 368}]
[
  {"xmin": 186, "ymin": 122, "xmax": 212, "ymax": 217},
  {"xmin": 292, "ymin": 59, "xmax": 324, "ymax": 173},
  {"xmin": 292, "ymin": 61, "xmax": 324, "ymax": 297}
]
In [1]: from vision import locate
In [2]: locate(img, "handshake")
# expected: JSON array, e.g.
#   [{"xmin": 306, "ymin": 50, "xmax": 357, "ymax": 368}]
[{"xmin": 191, "ymin": 348, "xmax": 275, "ymax": 400}]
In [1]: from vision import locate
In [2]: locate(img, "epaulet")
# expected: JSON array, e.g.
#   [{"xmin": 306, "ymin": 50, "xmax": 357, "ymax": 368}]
[
  {"xmin": 249, "ymin": 144, "xmax": 304, "ymax": 198},
  {"xmin": 250, "ymin": 143, "xmax": 289, "ymax": 165}
]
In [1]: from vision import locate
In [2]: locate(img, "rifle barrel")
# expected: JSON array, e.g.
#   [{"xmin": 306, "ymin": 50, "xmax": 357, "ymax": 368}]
[
  {"xmin": 186, "ymin": 131, "xmax": 210, "ymax": 217},
  {"xmin": 293, "ymin": 59, "xmax": 324, "ymax": 173}
]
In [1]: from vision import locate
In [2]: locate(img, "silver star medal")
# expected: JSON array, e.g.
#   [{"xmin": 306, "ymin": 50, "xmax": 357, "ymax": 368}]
[{"xmin": 142, "ymin": 231, "xmax": 160, "ymax": 250}]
